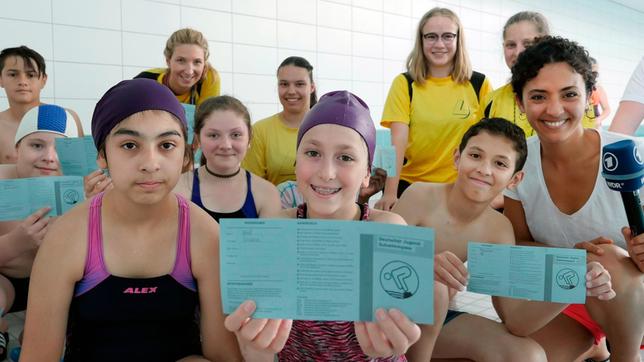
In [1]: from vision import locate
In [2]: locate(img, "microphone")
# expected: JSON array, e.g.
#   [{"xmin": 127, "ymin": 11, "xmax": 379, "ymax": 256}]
[{"xmin": 602, "ymin": 139, "xmax": 644, "ymax": 236}]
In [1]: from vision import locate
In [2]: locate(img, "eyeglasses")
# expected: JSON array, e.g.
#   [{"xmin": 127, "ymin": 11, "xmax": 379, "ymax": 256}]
[{"xmin": 422, "ymin": 32, "xmax": 457, "ymax": 43}]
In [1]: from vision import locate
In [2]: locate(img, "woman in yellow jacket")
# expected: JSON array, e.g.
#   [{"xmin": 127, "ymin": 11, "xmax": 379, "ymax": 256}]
[
  {"xmin": 136, "ymin": 28, "xmax": 220, "ymax": 105},
  {"xmin": 377, "ymin": 7, "xmax": 492, "ymax": 210}
]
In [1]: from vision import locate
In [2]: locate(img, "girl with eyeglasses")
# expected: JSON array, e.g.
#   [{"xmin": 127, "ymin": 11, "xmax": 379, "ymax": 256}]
[
  {"xmin": 376, "ymin": 7, "xmax": 493, "ymax": 211},
  {"xmin": 480, "ymin": 12, "xmax": 596, "ymax": 137}
]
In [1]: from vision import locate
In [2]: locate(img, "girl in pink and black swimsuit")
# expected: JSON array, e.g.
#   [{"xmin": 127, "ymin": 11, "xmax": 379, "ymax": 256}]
[{"xmin": 20, "ymin": 79, "xmax": 241, "ymax": 362}]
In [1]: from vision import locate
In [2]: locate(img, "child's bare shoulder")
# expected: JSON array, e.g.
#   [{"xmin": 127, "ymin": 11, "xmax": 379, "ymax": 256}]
[
  {"xmin": 479, "ymin": 208, "xmax": 516, "ymax": 244},
  {"xmin": 394, "ymin": 182, "xmax": 447, "ymax": 223},
  {"xmin": 264, "ymin": 208, "xmax": 295, "ymax": 219},
  {"xmin": 403, "ymin": 182, "xmax": 442, "ymax": 198},
  {"xmin": 45, "ymin": 200, "xmax": 90, "ymax": 249},
  {"xmin": 250, "ymin": 173, "xmax": 281, "ymax": 212},
  {"xmin": 414, "ymin": 182, "xmax": 449, "ymax": 208},
  {"xmin": 250, "ymin": 172, "xmax": 277, "ymax": 193},
  {"xmin": 188, "ymin": 201, "xmax": 219, "ymax": 245},
  {"xmin": 0, "ymin": 109, "xmax": 13, "ymax": 123},
  {"xmin": 369, "ymin": 209, "xmax": 406, "ymax": 225},
  {"xmin": 0, "ymin": 165, "xmax": 17, "ymax": 179},
  {"xmin": 35, "ymin": 199, "xmax": 90, "ymax": 282}
]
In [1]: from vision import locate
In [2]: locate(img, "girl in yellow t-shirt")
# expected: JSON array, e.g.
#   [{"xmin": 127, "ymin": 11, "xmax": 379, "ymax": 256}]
[
  {"xmin": 242, "ymin": 56, "xmax": 317, "ymax": 186},
  {"xmin": 589, "ymin": 57, "xmax": 612, "ymax": 128},
  {"xmin": 377, "ymin": 7, "xmax": 492, "ymax": 210},
  {"xmin": 481, "ymin": 12, "xmax": 595, "ymax": 138},
  {"xmin": 135, "ymin": 28, "xmax": 220, "ymax": 105}
]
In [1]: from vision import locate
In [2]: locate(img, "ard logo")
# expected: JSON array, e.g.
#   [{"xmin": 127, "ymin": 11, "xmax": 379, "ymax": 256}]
[{"xmin": 603, "ymin": 152, "xmax": 618, "ymax": 172}]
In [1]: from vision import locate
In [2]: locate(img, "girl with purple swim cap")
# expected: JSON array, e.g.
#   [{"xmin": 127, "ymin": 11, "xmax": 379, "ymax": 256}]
[
  {"xmin": 224, "ymin": 91, "xmax": 447, "ymax": 361},
  {"xmin": 21, "ymin": 79, "xmax": 240, "ymax": 361}
]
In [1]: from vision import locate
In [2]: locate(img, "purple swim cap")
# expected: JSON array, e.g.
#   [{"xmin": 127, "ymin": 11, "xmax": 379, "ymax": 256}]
[
  {"xmin": 297, "ymin": 90, "xmax": 376, "ymax": 164},
  {"xmin": 91, "ymin": 78, "xmax": 187, "ymax": 149}
]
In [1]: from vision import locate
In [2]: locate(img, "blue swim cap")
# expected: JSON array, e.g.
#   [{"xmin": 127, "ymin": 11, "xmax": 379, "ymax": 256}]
[{"xmin": 14, "ymin": 104, "xmax": 78, "ymax": 145}]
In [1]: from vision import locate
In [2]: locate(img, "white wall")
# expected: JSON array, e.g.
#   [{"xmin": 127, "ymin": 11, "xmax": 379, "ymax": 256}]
[{"xmin": 1, "ymin": 0, "xmax": 643, "ymax": 132}]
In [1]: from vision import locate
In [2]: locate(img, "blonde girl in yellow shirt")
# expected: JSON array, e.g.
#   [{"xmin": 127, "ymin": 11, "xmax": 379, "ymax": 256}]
[{"xmin": 376, "ymin": 8, "xmax": 492, "ymax": 210}]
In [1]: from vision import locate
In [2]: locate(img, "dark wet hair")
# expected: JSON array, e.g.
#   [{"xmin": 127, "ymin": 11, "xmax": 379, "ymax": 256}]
[
  {"xmin": 511, "ymin": 36, "xmax": 595, "ymax": 102},
  {"xmin": 277, "ymin": 56, "xmax": 317, "ymax": 107},
  {"xmin": 459, "ymin": 117, "xmax": 527, "ymax": 173},
  {"xmin": 0, "ymin": 46, "xmax": 46, "ymax": 78}
]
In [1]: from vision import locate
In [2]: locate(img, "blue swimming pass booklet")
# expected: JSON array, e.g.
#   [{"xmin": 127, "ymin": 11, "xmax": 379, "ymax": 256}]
[
  {"xmin": 56, "ymin": 136, "xmax": 99, "ymax": 176},
  {"xmin": 467, "ymin": 242, "xmax": 587, "ymax": 303},
  {"xmin": 220, "ymin": 218, "xmax": 435, "ymax": 324},
  {"xmin": 0, "ymin": 176, "xmax": 85, "ymax": 221}
]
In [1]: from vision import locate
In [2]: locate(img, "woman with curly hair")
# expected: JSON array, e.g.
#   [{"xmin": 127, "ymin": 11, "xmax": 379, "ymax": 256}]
[{"xmin": 504, "ymin": 36, "xmax": 644, "ymax": 362}]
